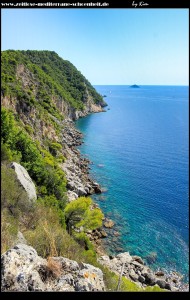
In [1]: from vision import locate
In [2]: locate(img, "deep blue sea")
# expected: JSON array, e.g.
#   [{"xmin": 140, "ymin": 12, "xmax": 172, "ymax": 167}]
[{"xmin": 75, "ymin": 85, "xmax": 189, "ymax": 282}]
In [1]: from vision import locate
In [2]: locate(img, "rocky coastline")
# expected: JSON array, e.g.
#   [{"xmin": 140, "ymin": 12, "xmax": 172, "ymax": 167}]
[
  {"xmin": 61, "ymin": 119, "xmax": 189, "ymax": 292},
  {"xmin": 61, "ymin": 120, "xmax": 102, "ymax": 202}
]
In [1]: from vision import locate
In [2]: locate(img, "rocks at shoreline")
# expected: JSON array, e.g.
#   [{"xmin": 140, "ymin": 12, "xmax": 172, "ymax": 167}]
[
  {"xmin": 60, "ymin": 120, "xmax": 189, "ymax": 292},
  {"xmin": 61, "ymin": 120, "xmax": 102, "ymax": 201},
  {"xmin": 98, "ymin": 252, "xmax": 188, "ymax": 291},
  {"xmin": 104, "ymin": 219, "xmax": 115, "ymax": 228}
]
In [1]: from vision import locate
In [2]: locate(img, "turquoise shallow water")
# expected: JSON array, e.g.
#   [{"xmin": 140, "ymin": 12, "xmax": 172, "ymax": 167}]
[{"xmin": 75, "ymin": 85, "xmax": 189, "ymax": 282}]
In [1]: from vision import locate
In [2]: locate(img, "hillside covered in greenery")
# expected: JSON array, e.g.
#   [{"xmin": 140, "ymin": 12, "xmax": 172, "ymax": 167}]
[
  {"xmin": 1, "ymin": 50, "xmax": 106, "ymax": 113},
  {"xmin": 1, "ymin": 50, "xmax": 106, "ymax": 242},
  {"xmin": 1, "ymin": 51, "xmax": 165, "ymax": 292}
]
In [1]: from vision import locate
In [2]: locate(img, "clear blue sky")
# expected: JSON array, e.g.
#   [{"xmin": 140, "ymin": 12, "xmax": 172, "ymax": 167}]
[{"xmin": 1, "ymin": 8, "xmax": 189, "ymax": 85}]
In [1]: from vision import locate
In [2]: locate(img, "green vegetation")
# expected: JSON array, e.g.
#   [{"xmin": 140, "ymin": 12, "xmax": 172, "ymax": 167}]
[
  {"xmin": 1, "ymin": 50, "xmax": 106, "ymax": 114},
  {"xmin": 64, "ymin": 197, "xmax": 103, "ymax": 234},
  {"xmin": 1, "ymin": 162, "xmax": 166, "ymax": 291},
  {"xmin": 1, "ymin": 107, "xmax": 67, "ymax": 206},
  {"xmin": 144, "ymin": 285, "xmax": 167, "ymax": 292},
  {"xmin": 1, "ymin": 50, "xmax": 165, "ymax": 291}
]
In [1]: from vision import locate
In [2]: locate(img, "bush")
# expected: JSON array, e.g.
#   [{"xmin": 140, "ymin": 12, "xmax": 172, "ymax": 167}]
[
  {"xmin": 1, "ymin": 142, "xmax": 12, "ymax": 161},
  {"xmin": 1, "ymin": 107, "xmax": 17, "ymax": 145},
  {"xmin": 48, "ymin": 142, "xmax": 62, "ymax": 157},
  {"xmin": 64, "ymin": 197, "xmax": 103, "ymax": 234},
  {"xmin": 73, "ymin": 232, "xmax": 95, "ymax": 251},
  {"xmin": 25, "ymin": 124, "xmax": 34, "ymax": 134},
  {"xmin": 1, "ymin": 108, "xmax": 67, "ymax": 206}
]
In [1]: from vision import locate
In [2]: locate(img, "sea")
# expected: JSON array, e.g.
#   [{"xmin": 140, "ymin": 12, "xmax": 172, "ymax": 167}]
[{"xmin": 75, "ymin": 85, "xmax": 189, "ymax": 282}]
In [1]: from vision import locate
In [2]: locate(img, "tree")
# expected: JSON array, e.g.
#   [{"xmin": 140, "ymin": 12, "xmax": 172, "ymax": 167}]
[
  {"xmin": 1, "ymin": 107, "xmax": 16, "ymax": 144},
  {"xmin": 64, "ymin": 197, "xmax": 103, "ymax": 235}
]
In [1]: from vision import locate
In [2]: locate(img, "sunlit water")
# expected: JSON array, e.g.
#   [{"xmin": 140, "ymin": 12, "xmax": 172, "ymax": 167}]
[{"xmin": 75, "ymin": 85, "xmax": 189, "ymax": 282}]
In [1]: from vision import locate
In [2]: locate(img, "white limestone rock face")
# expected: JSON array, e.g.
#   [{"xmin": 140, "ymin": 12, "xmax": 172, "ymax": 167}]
[
  {"xmin": 67, "ymin": 191, "xmax": 78, "ymax": 202},
  {"xmin": 10, "ymin": 162, "xmax": 37, "ymax": 203},
  {"xmin": 1, "ymin": 244, "xmax": 105, "ymax": 292},
  {"xmin": 1, "ymin": 244, "xmax": 46, "ymax": 291}
]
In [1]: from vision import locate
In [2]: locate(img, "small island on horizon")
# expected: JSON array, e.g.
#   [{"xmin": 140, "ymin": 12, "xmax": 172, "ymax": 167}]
[{"xmin": 129, "ymin": 84, "xmax": 140, "ymax": 88}]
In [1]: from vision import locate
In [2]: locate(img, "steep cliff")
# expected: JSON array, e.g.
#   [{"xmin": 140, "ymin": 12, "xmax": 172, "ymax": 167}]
[
  {"xmin": 1, "ymin": 50, "xmax": 105, "ymax": 203},
  {"xmin": 1, "ymin": 50, "xmax": 106, "ymax": 121}
]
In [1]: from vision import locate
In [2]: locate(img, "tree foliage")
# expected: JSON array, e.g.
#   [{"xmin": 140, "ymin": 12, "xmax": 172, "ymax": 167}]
[
  {"xmin": 1, "ymin": 50, "xmax": 106, "ymax": 114},
  {"xmin": 1, "ymin": 108, "xmax": 67, "ymax": 207},
  {"xmin": 64, "ymin": 197, "xmax": 103, "ymax": 234}
]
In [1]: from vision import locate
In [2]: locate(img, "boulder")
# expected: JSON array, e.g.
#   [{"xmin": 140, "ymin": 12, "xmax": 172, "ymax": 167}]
[
  {"xmin": 113, "ymin": 231, "xmax": 120, "ymax": 237},
  {"xmin": 116, "ymin": 252, "xmax": 133, "ymax": 264},
  {"xmin": 104, "ymin": 220, "xmax": 115, "ymax": 228},
  {"xmin": 131, "ymin": 261, "xmax": 144, "ymax": 270},
  {"xmin": 1, "ymin": 244, "xmax": 105, "ymax": 292},
  {"xmin": 155, "ymin": 271, "xmax": 165, "ymax": 277},
  {"xmin": 156, "ymin": 279, "xmax": 167, "ymax": 289},
  {"xmin": 144, "ymin": 273, "xmax": 156, "ymax": 286},
  {"xmin": 67, "ymin": 181, "xmax": 75, "ymax": 191},
  {"xmin": 165, "ymin": 283, "xmax": 172, "ymax": 290},
  {"xmin": 93, "ymin": 185, "xmax": 102, "ymax": 194},
  {"xmin": 100, "ymin": 230, "xmax": 108, "ymax": 238},
  {"xmin": 75, "ymin": 185, "xmax": 87, "ymax": 196},
  {"xmin": 132, "ymin": 255, "xmax": 144, "ymax": 265},
  {"xmin": 1, "ymin": 244, "xmax": 46, "ymax": 291},
  {"xmin": 138, "ymin": 275, "xmax": 145, "ymax": 283},
  {"xmin": 129, "ymin": 269, "xmax": 139, "ymax": 282},
  {"xmin": 92, "ymin": 182, "xmax": 102, "ymax": 193},
  {"xmin": 10, "ymin": 162, "xmax": 37, "ymax": 203}
]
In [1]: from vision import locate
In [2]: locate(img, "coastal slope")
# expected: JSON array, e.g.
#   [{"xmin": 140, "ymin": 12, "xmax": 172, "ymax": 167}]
[{"xmin": 1, "ymin": 50, "xmax": 187, "ymax": 292}]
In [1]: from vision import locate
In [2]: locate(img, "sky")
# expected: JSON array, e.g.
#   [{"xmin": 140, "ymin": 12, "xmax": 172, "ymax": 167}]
[{"xmin": 1, "ymin": 8, "xmax": 189, "ymax": 85}]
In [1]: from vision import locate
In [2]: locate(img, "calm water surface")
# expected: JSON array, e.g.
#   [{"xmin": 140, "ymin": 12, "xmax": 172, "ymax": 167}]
[{"xmin": 75, "ymin": 85, "xmax": 189, "ymax": 281}]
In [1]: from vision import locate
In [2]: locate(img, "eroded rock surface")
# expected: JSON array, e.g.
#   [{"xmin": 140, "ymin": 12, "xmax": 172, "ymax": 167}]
[
  {"xmin": 98, "ymin": 252, "xmax": 187, "ymax": 291},
  {"xmin": 1, "ymin": 244, "xmax": 105, "ymax": 292}
]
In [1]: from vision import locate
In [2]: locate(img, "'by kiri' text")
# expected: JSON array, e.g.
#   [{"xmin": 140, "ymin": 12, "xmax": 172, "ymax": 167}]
[{"xmin": 132, "ymin": 1, "xmax": 149, "ymax": 7}]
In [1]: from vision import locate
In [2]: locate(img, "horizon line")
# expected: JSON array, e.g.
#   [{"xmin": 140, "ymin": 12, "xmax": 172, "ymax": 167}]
[{"xmin": 93, "ymin": 84, "xmax": 189, "ymax": 86}]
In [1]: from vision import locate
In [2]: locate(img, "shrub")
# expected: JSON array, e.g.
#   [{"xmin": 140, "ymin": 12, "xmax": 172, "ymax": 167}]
[
  {"xmin": 1, "ymin": 142, "xmax": 12, "ymax": 161},
  {"xmin": 64, "ymin": 197, "xmax": 103, "ymax": 234},
  {"xmin": 73, "ymin": 232, "xmax": 95, "ymax": 251},
  {"xmin": 48, "ymin": 142, "xmax": 62, "ymax": 157},
  {"xmin": 46, "ymin": 257, "xmax": 62, "ymax": 279},
  {"xmin": 25, "ymin": 124, "xmax": 34, "ymax": 134}
]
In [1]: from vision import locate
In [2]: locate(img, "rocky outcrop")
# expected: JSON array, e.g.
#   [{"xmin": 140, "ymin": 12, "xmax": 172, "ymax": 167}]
[
  {"xmin": 104, "ymin": 219, "xmax": 115, "ymax": 228},
  {"xmin": 61, "ymin": 120, "xmax": 102, "ymax": 200},
  {"xmin": 52, "ymin": 93, "xmax": 105, "ymax": 122},
  {"xmin": 98, "ymin": 252, "xmax": 187, "ymax": 291},
  {"xmin": 10, "ymin": 162, "xmax": 37, "ymax": 203},
  {"xmin": 1, "ymin": 244, "xmax": 105, "ymax": 292}
]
